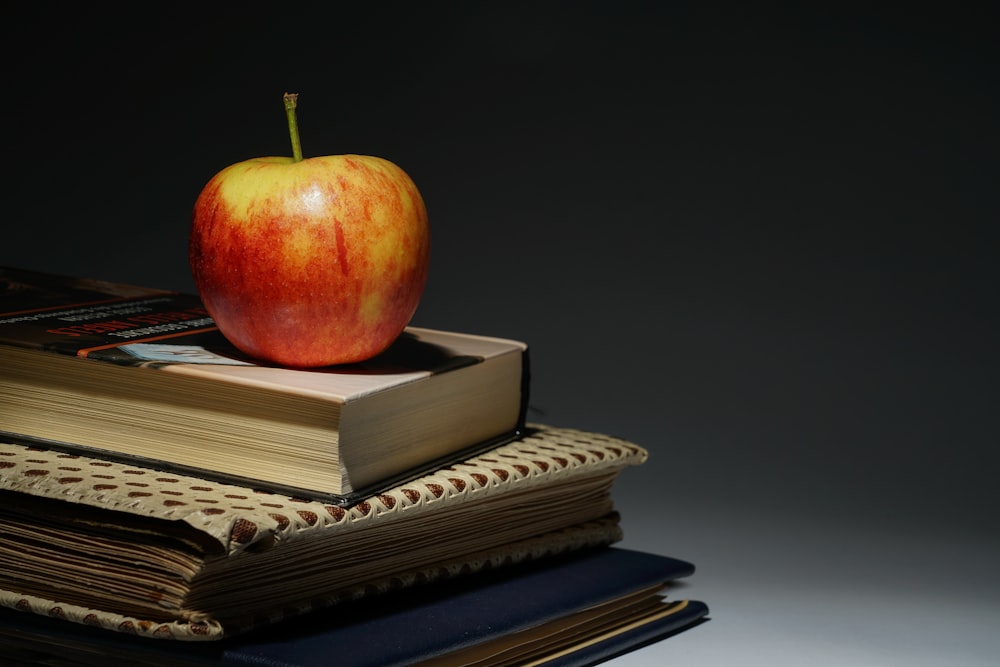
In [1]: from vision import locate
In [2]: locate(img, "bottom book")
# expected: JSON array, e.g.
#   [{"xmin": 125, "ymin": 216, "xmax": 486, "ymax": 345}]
[{"xmin": 0, "ymin": 547, "xmax": 708, "ymax": 667}]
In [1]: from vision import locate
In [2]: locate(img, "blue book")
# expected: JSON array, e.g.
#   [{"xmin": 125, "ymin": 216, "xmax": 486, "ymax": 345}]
[{"xmin": 0, "ymin": 548, "xmax": 708, "ymax": 666}]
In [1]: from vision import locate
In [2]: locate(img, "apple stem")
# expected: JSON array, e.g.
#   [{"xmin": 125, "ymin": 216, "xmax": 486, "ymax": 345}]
[{"xmin": 283, "ymin": 92, "xmax": 304, "ymax": 162}]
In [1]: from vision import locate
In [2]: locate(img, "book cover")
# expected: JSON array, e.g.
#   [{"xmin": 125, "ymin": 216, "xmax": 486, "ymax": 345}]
[
  {"xmin": 0, "ymin": 425, "xmax": 649, "ymax": 641},
  {"xmin": 0, "ymin": 547, "xmax": 708, "ymax": 667},
  {"xmin": 0, "ymin": 265, "xmax": 530, "ymax": 502}
]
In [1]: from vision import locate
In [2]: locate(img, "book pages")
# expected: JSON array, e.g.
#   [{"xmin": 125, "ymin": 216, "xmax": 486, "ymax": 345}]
[{"xmin": 0, "ymin": 425, "xmax": 647, "ymax": 640}]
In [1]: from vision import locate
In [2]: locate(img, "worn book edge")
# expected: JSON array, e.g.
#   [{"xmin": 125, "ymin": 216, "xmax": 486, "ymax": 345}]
[
  {"xmin": 0, "ymin": 425, "xmax": 648, "ymax": 640},
  {"xmin": 0, "ymin": 425, "xmax": 645, "ymax": 555},
  {"xmin": 0, "ymin": 517, "xmax": 625, "ymax": 641},
  {"xmin": 0, "ymin": 549, "xmax": 708, "ymax": 666}
]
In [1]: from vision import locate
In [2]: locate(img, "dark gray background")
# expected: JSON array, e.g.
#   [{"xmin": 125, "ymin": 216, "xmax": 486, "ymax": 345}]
[{"xmin": 4, "ymin": 4, "xmax": 997, "ymax": 663}]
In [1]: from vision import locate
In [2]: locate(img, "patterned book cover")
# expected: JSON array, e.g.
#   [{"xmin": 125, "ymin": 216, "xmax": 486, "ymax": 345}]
[{"xmin": 0, "ymin": 425, "xmax": 648, "ymax": 641}]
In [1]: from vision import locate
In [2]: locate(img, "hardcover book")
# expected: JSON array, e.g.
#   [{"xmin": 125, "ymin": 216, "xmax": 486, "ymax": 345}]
[
  {"xmin": 0, "ymin": 547, "xmax": 709, "ymax": 667},
  {"xmin": 0, "ymin": 425, "xmax": 648, "ymax": 641},
  {"xmin": 0, "ymin": 265, "xmax": 529, "ymax": 504}
]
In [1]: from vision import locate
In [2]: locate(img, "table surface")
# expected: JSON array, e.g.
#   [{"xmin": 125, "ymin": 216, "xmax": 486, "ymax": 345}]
[{"xmin": 595, "ymin": 452, "xmax": 1000, "ymax": 666}]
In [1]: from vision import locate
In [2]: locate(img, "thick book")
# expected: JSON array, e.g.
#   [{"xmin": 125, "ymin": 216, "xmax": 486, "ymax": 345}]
[
  {"xmin": 0, "ymin": 424, "xmax": 649, "ymax": 641},
  {"xmin": 0, "ymin": 547, "xmax": 709, "ymax": 667},
  {"xmin": 0, "ymin": 265, "xmax": 530, "ymax": 504}
]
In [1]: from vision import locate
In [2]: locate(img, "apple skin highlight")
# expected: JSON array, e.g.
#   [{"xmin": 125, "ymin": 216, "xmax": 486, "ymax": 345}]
[{"xmin": 189, "ymin": 154, "xmax": 430, "ymax": 367}]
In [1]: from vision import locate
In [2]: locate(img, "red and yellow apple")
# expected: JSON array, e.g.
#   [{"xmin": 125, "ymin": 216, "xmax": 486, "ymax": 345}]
[{"xmin": 189, "ymin": 94, "xmax": 430, "ymax": 367}]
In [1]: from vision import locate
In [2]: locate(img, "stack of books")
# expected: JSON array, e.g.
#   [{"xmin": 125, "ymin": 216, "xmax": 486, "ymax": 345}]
[{"xmin": 0, "ymin": 265, "xmax": 708, "ymax": 665}]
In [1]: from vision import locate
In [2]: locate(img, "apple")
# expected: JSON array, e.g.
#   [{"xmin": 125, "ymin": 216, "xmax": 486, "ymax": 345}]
[{"xmin": 189, "ymin": 93, "xmax": 430, "ymax": 367}]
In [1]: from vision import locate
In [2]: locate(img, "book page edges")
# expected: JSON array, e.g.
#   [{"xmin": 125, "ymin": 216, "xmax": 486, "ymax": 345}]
[
  {"xmin": 0, "ymin": 516, "xmax": 624, "ymax": 642},
  {"xmin": 337, "ymin": 349, "xmax": 526, "ymax": 491}
]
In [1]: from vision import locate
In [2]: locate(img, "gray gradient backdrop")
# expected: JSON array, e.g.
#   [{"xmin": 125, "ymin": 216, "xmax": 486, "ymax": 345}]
[{"xmin": 4, "ymin": 4, "xmax": 997, "ymax": 664}]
